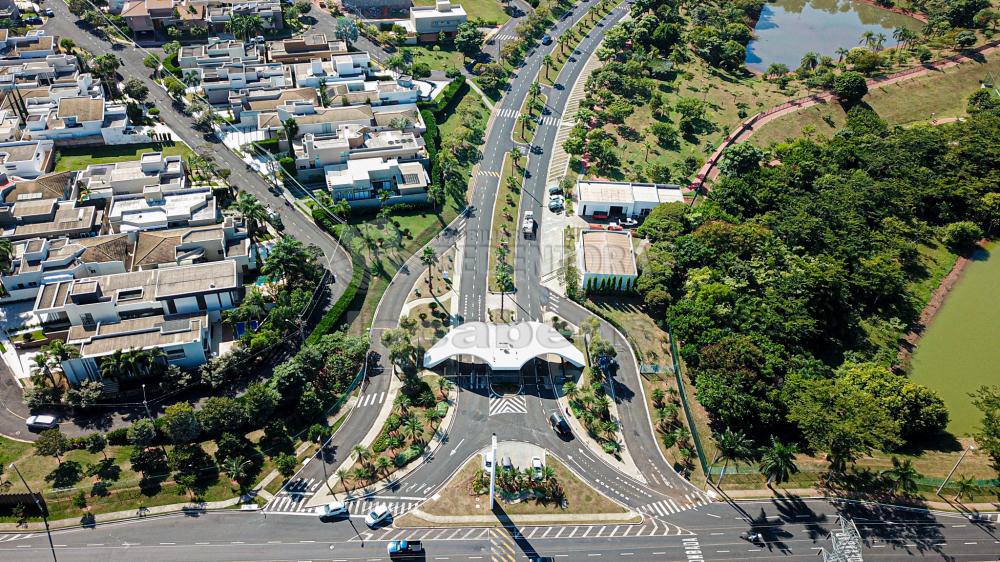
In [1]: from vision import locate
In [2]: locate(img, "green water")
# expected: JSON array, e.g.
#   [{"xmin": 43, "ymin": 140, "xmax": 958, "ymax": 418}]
[{"xmin": 910, "ymin": 246, "xmax": 1000, "ymax": 436}]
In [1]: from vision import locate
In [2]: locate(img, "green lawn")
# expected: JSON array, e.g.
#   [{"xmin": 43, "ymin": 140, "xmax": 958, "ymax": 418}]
[
  {"xmin": 403, "ymin": 44, "xmax": 466, "ymax": 73},
  {"xmin": 413, "ymin": 0, "xmax": 509, "ymax": 24},
  {"xmin": 750, "ymin": 53, "xmax": 1000, "ymax": 147},
  {"xmin": 513, "ymin": 92, "xmax": 546, "ymax": 145},
  {"xmin": 54, "ymin": 143, "xmax": 195, "ymax": 172},
  {"xmin": 487, "ymin": 154, "xmax": 520, "ymax": 292}
]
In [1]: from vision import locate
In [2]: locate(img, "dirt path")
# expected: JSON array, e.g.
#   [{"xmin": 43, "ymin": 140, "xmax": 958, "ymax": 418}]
[{"xmin": 688, "ymin": 40, "xmax": 1000, "ymax": 192}]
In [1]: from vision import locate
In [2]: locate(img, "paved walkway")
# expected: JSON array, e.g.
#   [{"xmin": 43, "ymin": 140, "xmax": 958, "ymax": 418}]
[
  {"xmin": 0, "ymin": 497, "xmax": 248, "ymax": 532},
  {"xmin": 690, "ymin": 40, "xmax": 1000, "ymax": 191}
]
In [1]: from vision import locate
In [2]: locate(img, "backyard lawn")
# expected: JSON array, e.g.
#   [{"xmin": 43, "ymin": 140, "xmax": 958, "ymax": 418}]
[
  {"xmin": 413, "ymin": 0, "xmax": 509, "ymax": 24},
  {"xmin": 54, "ymin": 143, "xmax": 194, "ymax": 172},
  {"xmin": 403, "ymin": 44, "xmax": 466, "ymax": 73},
  {"xmin": 749, "ymin": 53, "xmax": 1000, "ymax": 147}
]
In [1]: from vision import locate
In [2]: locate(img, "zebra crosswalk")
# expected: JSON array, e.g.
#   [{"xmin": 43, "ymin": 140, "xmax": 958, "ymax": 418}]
[
  {"xmin": 265, "ymin": 489, "xmax": 424, "ymax": 517},
  {"xmin": 491, "ymin": 527, "xmax": 519, "ymax": 562},
  {"xmin": 489, "ymin": 393, "xmax": 527, "ymax": 416},
  {"xmin": 637, "ymin": 492, "xmax": 711, "ymax": 518},
  {"xmin": 493, "ymin": 33, "xmax": 518, "ymax": 43},
  {"xmin": 356, "ymin": 518, "xmax": 692, "ymax": 543},
  {"xmin": 478, "ymin": 170, "xmax": 501, "ymax": 178},
  {"xmin": 495, "ymin": 108, "xmax": 563, "ymax": 128},
  {"xmin": 356, "ymin": 390, "xmax": 385, "ymax": 409},
  {"xmin": 0, "ymin": 533, "xmax": 38, "ymax": 543}
]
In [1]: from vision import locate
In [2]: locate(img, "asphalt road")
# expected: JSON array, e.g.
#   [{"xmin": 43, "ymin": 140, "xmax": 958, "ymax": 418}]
[{"xmin": 4, "ymin": 499, "xmax": 1000, "ymax": 561}]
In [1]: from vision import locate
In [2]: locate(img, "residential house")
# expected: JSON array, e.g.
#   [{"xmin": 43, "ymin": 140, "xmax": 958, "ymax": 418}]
[
  {"xmin": 341, "ymin": 0, "xmax": 409, "ymax": 19},
  {"xmin": 76, "ymin": 151, "xmax": 186, "ymax": 201},
  {"xmin": 0, "ymin": 171, "xmax": 70, "ymax": 225},
  {"xmin": 121, "ymin": 0, "xmax": 176, "ymax": 36},
  {"xmin": 0, "ymin": 139, "xmax": 53, "ymax": 179},
  {"xmin": 4, "ymin": 31, "xmax": 56, "ymax": 59},
  {"xmin": 324, "ymin": 156, "xmax": 429, "ymax": 207},
  {"xmin": 267, "ymin": 34, "xmax": 348, "ymax": 65},
  {"xmin": 205, "ymin": 0, "xmax": 283, "ymax": 33},
  {"xmin": 229, "ymin": 86, "xmax": 318, "ymax": 126},
  {"xmin": 178, "ymin": 37, "xmax": 260, "ymax": 70},
  {"xmin": 575, "ymin": 180, "xmax": 684, "ymax": 219},
  {"xmin": 1, "ymin": 199, "xmax": 101, "ymax": 241},
  {"xmin": 33, "ymin": 259, "xmax": 242, "ymax": 327},
  {"xmin": 1, "ymin": 234, "xmax": 130, "ymax": 302},
  {"xmin": 0, "ymin": 0, "xmax": 20, "ymax": 22},
  {"xmin": 257, "ymin": 101, "xmax": 426, "ymax": 138},
  {"xmin": 21, "ymin": 96, "xmax": 126, "ymax": 144},
  {"xmin": 575, "ymin": 230, "xmax": 638, "ymax": 291},
  {"xmin": 291, "ymin": 126, "xmax": 426, "ymax": 181},
  {"xmin": 108, "ymin": 185, "xmax": 218, "ymax": 233},
  {"xmin": 0, "ymin": 107, "xmax": 20, "ymax": 142},
  {"xmin": 290, "ymin": 53, "xmax": 370, "ymax": 89},
  {"xmin": 130, "ymin": 219, "xmax": 255, "ymax": 273},
  {"xmin": 60, "ymin": 313, "xmax": 213, "ymax": 384},
  {"xmin": 403, "ymin": 1, "xmax": 468, "ymax": 43},
  {"xmin": 0, "ymin": 58, "xmax": 83, "ymax": 90},
  {"xmin": 200, "ymin": 61, "xmax": 292, "ymax": 104}
]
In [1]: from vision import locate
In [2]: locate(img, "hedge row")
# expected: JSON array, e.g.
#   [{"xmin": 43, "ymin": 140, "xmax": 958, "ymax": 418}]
[
  {"xmin": 254, "ymin": 137, "xmax": 280, "ymax": 153},
  {"xmin": 162, "ymin": 53, "xmax": 181, "ymax": 75},
  {"xmin": 306, "ymin": 209, "xmax": 365, "ymax": 344},
  {"xmin": 417, "ymin": 75, "xmax": 466, "ymax": 116}
]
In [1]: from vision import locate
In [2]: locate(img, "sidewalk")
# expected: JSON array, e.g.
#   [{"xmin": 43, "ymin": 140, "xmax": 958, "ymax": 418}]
[
  {"xmin": 0, "ymin": 496, "xmax": 249, "ymax": 533},
  {"xmin": 722, "ymin": 487, "xmax": 1000, "ymax": 514},
  {"xmin": 399, "ymin": 508, "xmax": 641, "ymax": 527}
]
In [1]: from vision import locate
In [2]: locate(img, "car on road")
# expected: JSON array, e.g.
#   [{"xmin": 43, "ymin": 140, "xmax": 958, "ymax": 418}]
[
  {"xmin": 388, "ymin": 539, "xmax": 424, "ymax": 560},
  {"xmin": 317, "ymin": 501, "xmax": 348, "ymax": 519},
  {"xmin": 365, "ymin": 504, "xmax": 391, "ymax": 528},
  {"xmin": 541, "ymin": 34, "xmax": 552, "ymax": 45},
  {"xmin": 549, "ymin": 413, "xmax": 571, "ymax": 436},
  {"xmin": 531, "ymin": 456, "xmax": 543, "ymax": 480},
  {"xmin": 26, "ymin": 414, "xmax": 58, "ymax": 430},
  {"xmin": 44, "ymin": 8, "xmax": 54, "ymax": 16}
]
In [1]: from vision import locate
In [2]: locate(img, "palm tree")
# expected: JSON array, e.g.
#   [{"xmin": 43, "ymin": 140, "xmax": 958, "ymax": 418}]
[
  {"xmin": 394, "ymin": 393, "xmax": 412, "ymax": 415},
  {"xmin": 235, "ymin": 192, "xmax": 268, "ymax": 266},
  {"xmin": 182, "ymin": 70, "xmax": 201, "ymax": 88},
  {"xmin": 643, "ymin": 141, "xmax": 653, "ymax": 163},
  {"xmin": 282, "ymin": 117, "xmax": 299, "ymax": 157},
  {"xmin": 227, "ymin": 13, "xmax": 264, "ymax": 42},
  {"xmin": 403, "ymin": 416, "xmax": 423, "ymax": 443},
  {"xmin": 600, "ymin": 419, "xmax": 617, "ymax": 441},
  {"xmin": 437, "ymin": 378, "xmax": 453, "ymax": 400},
  {"xmin": 0, "ymin": 237, "xmax": 13, "ymax": 273},
  {"xmin": 518, "ymin": 113, "xmax": 532, "ymax": 139},
  {"xmin": 32, "ymin": 350, "xmax": 58, "ymax": 388},
  {"xmin": 542, "ymin": 54, "xmax": 554, "ymax": 80},
  {"xmin": 509, "ymin": 147, "xmax": 521, "ymax": 169},
  {"xmin": 223, "ymin": 456, "xmax": 250, "ymax": 488},
  {"xmin": 881, "ymin": 457, "xmax": 920, "ymax": 496},
  {"xmin": 758, "ymin": 437, "xmax": 799, "ymax": 489},
  {"xmin": 860, "ymin": 30, "xmax": 876, "ymax": 50},
  {"xmin": 420, "ymin": 247, "xmax": 438, "ymax": 296},
  {"xmin": 557, "ymin": 33, "xmax": 570, "ymax": 57},
  {"xmin": 528, "ymin": 81, "xmax": 541, "ymax": 107},
  {"xmin": 99, "ymin": 349, "xmax": 127, "ymax": 383},
  {"xmin": 336, "ymin": 468, "xmax": 352, "ymax": 492},
  {"xmin": 351, "ymin": 444, "xmax": 372, "ymax": 468},
  {"xmin": 713, "ymin": 428, "xmax": 753, "ymax": 486},
  {"xmin": 875, "ymin": 32, "xmax": 887, "ymax": 51},
  {"xmin": 835, "ymin": 47, "xmax": 849, "ymax": 63},
  {"xmin": 376, "ymin": 455, "xmax": 392, "ymax": 475},
  {"xmin": 562, "ymin": 381, "xmax": 578, "ymax": 403},
  {"xmin": 45, "ymin": 339, "xmax": 80, "ymax": 364},
  {"xmin": 953, "ymin": 474, "xmax": 979, "ymax": 503},
  {"xmin": 893, "ymin": 26, "xmax": 914, "ymax": 49},
  {"xmin": 799, "ymin": 51, "xmax": 819, "ymax": 72}
]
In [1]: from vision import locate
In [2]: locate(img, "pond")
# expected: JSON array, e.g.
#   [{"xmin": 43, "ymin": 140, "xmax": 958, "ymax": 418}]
[
  {"xmin": 745, "ymin": 0, "xmax": 922, "ymax": 72},
  {"xmin": 911, "ymin": 245, "xmax": 1000, "ymax": 436}
]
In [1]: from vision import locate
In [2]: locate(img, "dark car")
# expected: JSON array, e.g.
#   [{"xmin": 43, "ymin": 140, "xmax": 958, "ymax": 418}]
[
  {"xmin": 541, "ymin": 34, "xmax": 552, "ymax": 45},
  {"xmin": 388, "ymin": 540, "xmax": 424, "ymax": 560},
  {"xmin": 549, "ymin": 413, "xmax": 571, "ymax": 436}
]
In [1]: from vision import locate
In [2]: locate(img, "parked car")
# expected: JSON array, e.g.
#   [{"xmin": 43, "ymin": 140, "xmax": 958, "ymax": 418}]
[
  {"xmin": 547, "ymin": 184, "xmax": 563, "ymax": 195},
  {"xmin": 365, "ymin": 504, "xmax": 391, "ymax": 528},
  {"xmin": 607, "ymin": 222, "xmax": 624, "ymax": 231},
  {"xmin": 592, "ymin": 211, "xmax": 609, "ymax": 220},
  {"xmin": 501, "ymin": 456, "xmax": 513, "ymax": 470},
  {"xmin": 548, "ymin": 199, "xmax": 564, "ymax": 212},
  {"xmin": 24, "ymin": 16, "xmax": 43, "ymax": 24},
  {"xmin": 26, "ymin": 414, "xmax": 58, "ymax": 430},
  {"xmin": 621, "ymin": 217, "xmax": 638, "ymax": 227},
  {"xmin": 541, "ymin": 34, "xmax": 552, "ymax": 45},
  {"xmin": 317, "ymin": 501, "xmax": 348, "ymax": 519},
  {"xmin": 43, "ymin": 8, "xmax": 54, "ymax": 16},
  {"xmin": 483, "ymin": 450, "xmax": 494, "ymax": 471},
  {"xmin": 388, "ymin": 539, "xmax": 424, "ymax": 560},
  {"xmin": 549, "ymin": 413, "xmax": 571, "ymax": 436},
  {"xmin": 531, "ymin": 456, "xmax": 543, "ymax": 480}
]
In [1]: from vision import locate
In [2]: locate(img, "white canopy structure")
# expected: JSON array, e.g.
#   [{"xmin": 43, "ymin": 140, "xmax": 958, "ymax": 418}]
[{"xmin": 423, "ymin": 321, "xmax": 586, "ymax": 370}]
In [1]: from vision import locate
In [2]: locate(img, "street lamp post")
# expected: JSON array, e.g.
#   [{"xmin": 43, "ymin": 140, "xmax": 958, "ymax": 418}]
[
  {"xmin": 937, "ymin": 444, "xmax": 976, "ymax": 496},
  {"xmin": 9, "ymin": 462, "xmax": 57, "ymax": 562},
  {"xmin": 141, "ymin": 383, "xmax": 152, "ymax": 419}
]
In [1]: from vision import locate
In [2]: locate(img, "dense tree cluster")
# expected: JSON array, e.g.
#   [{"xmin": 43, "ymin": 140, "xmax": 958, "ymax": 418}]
[{"xmin": 635, "ymin": 100, "xmax": 1000, "ymax": 467}]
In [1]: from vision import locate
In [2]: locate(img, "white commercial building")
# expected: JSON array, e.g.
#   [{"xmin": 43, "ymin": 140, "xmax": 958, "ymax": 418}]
[
  {"xmin": 576, "ymin": 180, "xmax": 684, "ymax": 219},
  {"xmin": 576, "ymin": 229, "xmax": 638, "ymax": 292}
]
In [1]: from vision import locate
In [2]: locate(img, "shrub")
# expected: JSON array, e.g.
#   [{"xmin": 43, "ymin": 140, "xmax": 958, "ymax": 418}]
[
  {"xmin": 254, "ymin": 137, "xmax": 280, "ymax": 153},
  {"xmin": 148, "ymin": 107, "xmax": 160, "ymax": 116},
  {"xmin": 393, "ymin": 444, "xmax": 423, "ymax": 467},
  {"xmin": 107, "ymin": 427, "xmax": 130, "ymax": 446}
]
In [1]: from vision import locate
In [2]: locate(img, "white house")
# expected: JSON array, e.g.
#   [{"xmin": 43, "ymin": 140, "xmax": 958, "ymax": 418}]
[
  {"xmin": 77, "ymin": 152, "xmax": 187, "ymax": 201},
  {"xmin": 0, "ymin": 139, "xmax": 54, "ymax": 179},
  {"xmin": 22, "ymin": 96, "xmax": 145, "ymax": 145},
  {"xmin": 404, "ymin": 1, "xmax": 468, "ymax": 43},
  {"xmin": 290, "ymin": 53, "xmax": 371, "ymax": 89},
  {"xmin": 178, "ymin": 37, "xmax": 260, "ymax": 70},
  {"xmin": 0, "ymin": 235, "xmax": 130, "ymax": 302},
  {"xmin": 576, "ymin": 180, "xmax": 684, "ymax": 219},
  {"xmin": 108, "ymin": 186, "xmax": 218, "ymax": 233},
  {"xmin": 200, "ymin": 62, "xmax": 293, "ymax": 104},
  {"xmin": 324, "ymin": 156, "xmax": 429, "ymax": 207}
]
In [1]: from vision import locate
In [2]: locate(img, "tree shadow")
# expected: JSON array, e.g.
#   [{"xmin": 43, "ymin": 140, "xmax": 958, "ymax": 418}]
[{"xmin": 45, "ymin": 461, "xmax": 84, "ymax": 488}]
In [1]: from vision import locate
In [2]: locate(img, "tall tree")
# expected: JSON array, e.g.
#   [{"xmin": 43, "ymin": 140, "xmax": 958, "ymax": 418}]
[
  {"xmin": 758, "ymin": 437, "xmax": 799, "ymax": 489},
  {"xmin": 235, "ymin": 192, "xmax": 268, "ymax": 266},
  {"xmin": 420, "ymin": 247, "xmax": 438, "ymax": 295},
  {"xmin": 713, "ymin": 428, "xmax": 753, "ymax": 486}
]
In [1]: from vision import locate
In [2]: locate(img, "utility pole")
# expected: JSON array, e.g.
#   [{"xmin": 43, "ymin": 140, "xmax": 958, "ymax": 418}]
[
  {"xmin": 9, "ymin": 463, "xmax": 57, "ymax": 562},
  {"xmin": 937, "ymin": 444, "xmax": 975, "ymax": 496},
  {"xmin": 141, "ymin": 383, "xmax": 152, "ymax": 419}
]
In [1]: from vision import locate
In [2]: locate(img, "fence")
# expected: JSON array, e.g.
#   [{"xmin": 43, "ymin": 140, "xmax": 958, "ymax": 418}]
[{"xmin": 666, "ymin": 324, "xmax": 710, "ymax": 478}]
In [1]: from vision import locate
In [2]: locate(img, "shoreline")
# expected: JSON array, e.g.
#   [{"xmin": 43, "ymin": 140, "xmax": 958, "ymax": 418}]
[{"xmin": 895, "ymin": 240, "xmax": 990, "ymax": 372}]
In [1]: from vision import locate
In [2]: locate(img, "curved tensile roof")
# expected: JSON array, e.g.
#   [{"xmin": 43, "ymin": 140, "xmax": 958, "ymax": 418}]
[{"xmin": 423, "ymin": 321, "xmax": 586, "ymax": 371}]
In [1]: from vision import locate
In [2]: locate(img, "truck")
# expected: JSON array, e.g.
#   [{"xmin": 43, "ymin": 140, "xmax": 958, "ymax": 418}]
[
  {"xmin": 522, "ymin": 211, "xmax": 536, "ymax": 239},
  {"xmin": 388, "ymin": 540, "xmax": 424, "ymax": 560}
]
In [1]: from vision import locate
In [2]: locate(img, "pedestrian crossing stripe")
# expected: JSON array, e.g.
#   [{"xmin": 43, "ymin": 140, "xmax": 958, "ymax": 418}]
[
  {"xmin": 356, "ymin": 391, "xmax": 385, "ymax": 408},
  {"xmin": 354, "ymin": 520, "xmax": 693, "ymax": 543},
  {"xmin": 0, "ymin": 534, "xmax": 38, "ymax": 542},
  {"xmin": 638, "ymin": 493, "xmax": 710, "ymax": 518},
  {"xmin": 489, "ymin": 393, "xmax": 527, "ymax": 416},
  {"xmin": 479, "ymin": 170, "xmax": 501, "ymax": 177},
  {"xmin": 491, "ymin": 527, "xmax": 519, "ymax": 562},
  {"xmin": 265, "ymin": 495, "xmax": 422, "ymax": 516}
]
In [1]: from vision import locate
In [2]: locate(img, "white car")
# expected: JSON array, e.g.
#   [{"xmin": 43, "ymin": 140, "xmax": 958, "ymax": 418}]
[
  {"xmin": 365, "ymin": 504, "xmax": 391, "ymax": 528},
  {"xmin": 317, "ymin": 501, "xmax": 348, "ymax": 519},
  {"xmin": 26, "ymin": 414, "xmax": 58, "ymax": 430},
  {"xmin": 531, "ymin": 456, "xmax": 543, "ymax": 480},
  {"xmin": 483, "ymin": 451, "xmax": 494, "ymax": 471}
]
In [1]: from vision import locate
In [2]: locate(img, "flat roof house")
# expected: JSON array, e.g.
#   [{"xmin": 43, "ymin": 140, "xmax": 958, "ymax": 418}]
[
  {"xmin": 1, "ymin": 199, "xmax": 101, "ymax": 241},
  {"xmin": 77, "ymin": 152, "xmax": 186, "ymax": 200},
  {"xmin": 268, "ymin": 34, "xmax": 349, "ymax": 65},
  {"xmin": 576, "ymin": 180, "xmax": 684, "ymax": 219},
  {"xmin": 404, "ymin": 1, "xmax": 468, "ymax": 43},
  {"xmin": 0, "ymin": 139, "xmax": 54, "ymax": 179},
  {"xmin": 178, "ymin": 37, "xmax": 260, "ymax": 70},
  {"xmin": 291, "ymin": 54, "xmax": 371, "ymax": 89},
  {"xmin": 201, "ymin": 62, "xmax": 293, "ymax": 105},
  {"xmin": 576, "ymin": 229, "xmax": 638, "ymax": 292},
  {"xmin": 108, "ymin": 185, "xmax": 218, "ymax": 233},
  {"xmin": 60, "ymin": 313, "xmax": 212, "ymax": 384},
  {"xmin": 324, "ymin": 156, "xmax": 429, "ymax": 207},
  {"xmin": 33, "ymin": 259, "xmax": 241, "ymax": 327},
  {"xmin": 22, "ymin": 96, "xmax": 134, "ymax": 145}
]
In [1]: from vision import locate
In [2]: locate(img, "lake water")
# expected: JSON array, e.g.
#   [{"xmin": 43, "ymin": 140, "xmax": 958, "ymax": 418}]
[
  {"xmin": 745, "ymin": 0, "xmax": 922, "ymax": 71},
  {"xmin": 911, "ymin": 245, "xmax": 1000, "ymax": 436}
]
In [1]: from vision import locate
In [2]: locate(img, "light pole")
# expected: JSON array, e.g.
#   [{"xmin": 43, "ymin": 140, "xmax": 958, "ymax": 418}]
[
  {"xmin": 9, "ymin": 462, "xmax": 57, "ymax": 562},
  {"xmin": 141, "ymin": 383, "xmax": 152, "ymax": 419},
  {"xmin": 937, "ymin": 444, "xmax": 976, "ymax": 496}
]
